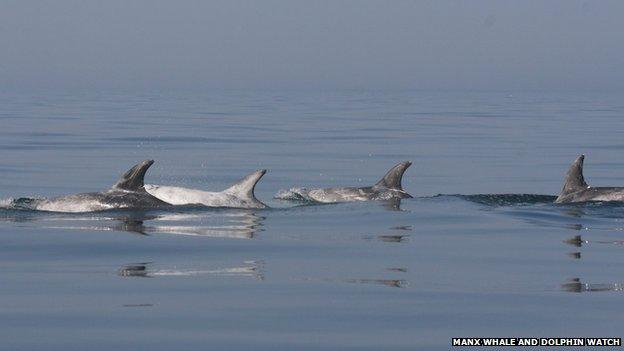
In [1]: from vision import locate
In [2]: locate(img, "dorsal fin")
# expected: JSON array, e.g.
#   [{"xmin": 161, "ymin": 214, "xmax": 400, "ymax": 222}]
[
  {"xmin": 113, "ymin": 160, "xmax": 154, "ymax": 191},
  {"xmin": 224, "ymin": 170, "xmax": 267, "ymax": 204},
  {"xmin": 559, "ymin": 155, "xmax": 589, "ymax": 196},
  {"xmin": 374, "ymin": 161, "xmax": 412, "ymax": 190}
]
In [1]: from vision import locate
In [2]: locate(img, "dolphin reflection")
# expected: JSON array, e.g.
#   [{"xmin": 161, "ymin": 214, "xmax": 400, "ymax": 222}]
[
  {"xmin": 0, "ymin": 210, "xmax": 265, "ymax": 239},
  {"xmin": 562, "ymin": 278, "xmax": 624, "ymax": 293},
  {"xmin": 564, "ymin": 235, "xmax": 624, "ymax": 247},
  {"xmin": 307, "ymin": 277, "xmax": 408, "ymax": 288},
  {"xmin": 567, "ymin": 252, "xmax": 582, "ymax": 259},
  {"xmin": 301, "ymin": 266, "xmax": 408, "ymax": 289},
  {"xmin": 118, "ymin": 261, "xmax": 264, "ymax": 280},
  {"xmin": 362, "ymin": 234, "xmax": 410, "ymax": 243},
  {"xmin": 342, "ymin": 278, "xmax": 407, "ymax": 288}
]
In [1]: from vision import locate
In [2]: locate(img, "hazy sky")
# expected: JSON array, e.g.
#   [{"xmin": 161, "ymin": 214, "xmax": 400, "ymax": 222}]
[{"xmin": 1, "ymin": 0, "xmax": 623, "ymax": 91}]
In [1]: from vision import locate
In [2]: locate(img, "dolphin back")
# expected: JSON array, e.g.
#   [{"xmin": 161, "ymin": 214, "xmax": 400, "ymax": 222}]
[
  {"xmin": 224, "ymin": 169, "xmax": 267, "ymax": 206},
  {"xmin": 556, "ymin": 155, "xmax": 589, "ymax": 202},
  {"xmin": 374, "ymin": 161, "xmax": 412, "ymax": 191},
  {"xmin": 113, "ymin": 160, "xmax": 155, "ymax": 191}
]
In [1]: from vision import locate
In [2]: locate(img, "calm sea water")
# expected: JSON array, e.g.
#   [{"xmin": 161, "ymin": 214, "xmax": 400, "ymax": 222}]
[{"xmin": 1, "ymin": 90, "xmax": 624, "ymax": 350}]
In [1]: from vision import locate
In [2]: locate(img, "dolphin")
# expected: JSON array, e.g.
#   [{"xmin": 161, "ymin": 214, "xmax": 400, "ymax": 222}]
[
  {"xmin": 278, "ymin": 161, "xmax": 413, "ymax": 203},
  {"xmin": 145, "ymin": 170, "xmax": 267, "ymax": 209},
  {"xmin": 27, "ymin": 160, "xmax": 171, "ymax": 212},
  {"xmin": 555, "ymin": 155, "xmax": 624, "ymax": 203}
]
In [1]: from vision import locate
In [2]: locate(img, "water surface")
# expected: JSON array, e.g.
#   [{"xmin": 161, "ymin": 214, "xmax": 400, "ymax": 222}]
[{"xmin": 1, "ymin": 90, "xmax": 624, "ymax": 350}]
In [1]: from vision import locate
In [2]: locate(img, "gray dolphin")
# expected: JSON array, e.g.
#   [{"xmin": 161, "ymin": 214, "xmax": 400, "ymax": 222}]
[
  {"xmin": 278, "ymin": 161, "xmax": 413, "ymax": 203},
  {"xmin": 145, "ymin": 169, "xmax": 267, "ymax": 209},
  {"xmin": 555, "ymin": 155, "xmax": 624, "ymax": 203},
  {"xmin": 29, "ymin": 160, "xmax": 171, "ymax": 212}
]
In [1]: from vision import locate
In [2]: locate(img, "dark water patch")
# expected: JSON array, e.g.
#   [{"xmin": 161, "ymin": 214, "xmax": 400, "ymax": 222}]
[{"xmin": 436, "ymin": 194, "xmax": 624, "ymax": 233}]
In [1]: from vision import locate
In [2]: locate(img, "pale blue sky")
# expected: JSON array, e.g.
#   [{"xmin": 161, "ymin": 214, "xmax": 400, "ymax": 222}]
[{"xmin": 1, "ymin": 0, "xmax": 623, "ymax": 91}]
